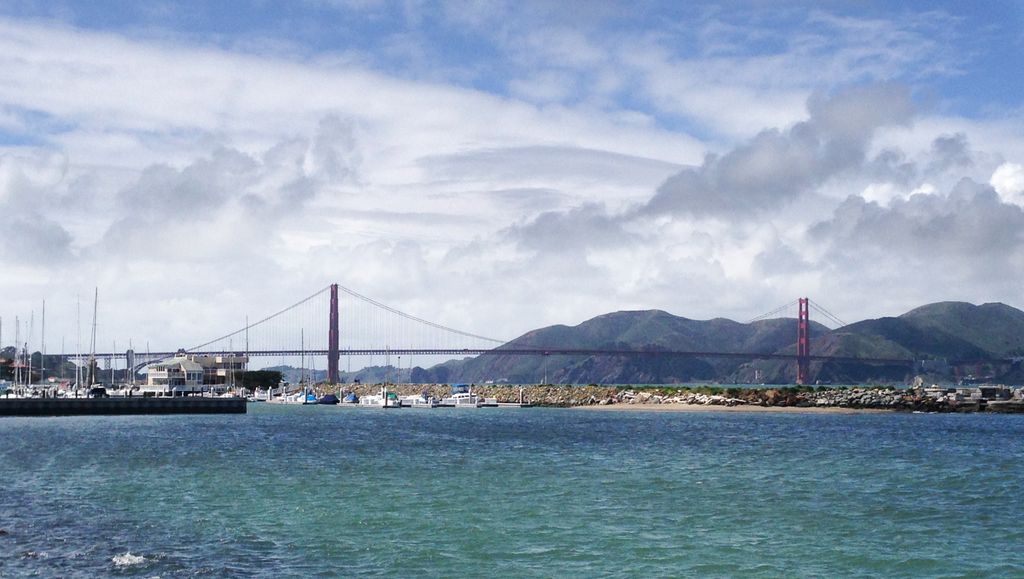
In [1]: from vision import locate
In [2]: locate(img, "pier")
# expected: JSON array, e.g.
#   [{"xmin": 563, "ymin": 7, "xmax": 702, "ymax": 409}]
[{"xmin": 0, "ymin": 396, "xmax": 247, "ymax": 417}]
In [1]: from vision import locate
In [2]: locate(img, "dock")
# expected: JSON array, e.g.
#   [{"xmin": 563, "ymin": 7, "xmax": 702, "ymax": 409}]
[{"xmin": 0, "ymin": 396, "xmax": 247, "ymax": 417}]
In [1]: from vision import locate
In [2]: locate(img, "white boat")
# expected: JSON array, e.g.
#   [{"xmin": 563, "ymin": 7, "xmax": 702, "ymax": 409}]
[
  {"xmin": 359, "ymin": 387, "xmax": 402, "ymax": 408},
  {"xmin": 437, "ymin": 384, "xmax": 500, "ymax": 408},
  {"xmin": 248, "ymin": 388, "xmax": 271, "ymax": 402},
  {"xmin": 107, "ymin": 384, "xmax": 138, "ymax": 397},
  {"xmin": 438, "ymin": 384, "xmax": 483, "ymax": 407},
  {"xmin": 268, "ymin": 390, "xmax": 306, "ymax": 404},
  {"xmin": 443, "ymin": 391, "xmax": 481, "ymax": 407},
  {"xmin": 400, "ymin": 393, "xmax": 438, "ymax": 408}
]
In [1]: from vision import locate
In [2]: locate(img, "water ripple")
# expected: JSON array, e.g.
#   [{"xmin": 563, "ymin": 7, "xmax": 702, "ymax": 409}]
[{"xmin": 1, "ymin": 408, "xmax": 1023, "ymax": 576}]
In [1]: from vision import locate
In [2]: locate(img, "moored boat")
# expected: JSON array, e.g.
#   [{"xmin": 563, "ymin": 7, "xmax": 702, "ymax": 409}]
[
  {"xmin": 359, "ymin": 387, "xmax": 402, "ymax": 408},
  {"xmin": 400, "ymin": 392, "xmax": 438, "ymax": 408},
  {"xmin": 438, "ymin": 384, "xmax": 481, "ymax": 407},
  {"xmin": 318, "ymin": 393, "xmax": 340, "ymax": 405}
]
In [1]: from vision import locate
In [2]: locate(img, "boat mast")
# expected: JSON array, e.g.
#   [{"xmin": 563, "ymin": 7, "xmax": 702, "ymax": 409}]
[
  {"xmin": 13, "ymin": 317, "xmax": 19, "ymax": 386},
  {"xmin": 27, "ymin": 310, "xmax": 33, "ymax": 387},
  {"xmin": 40, "ymin": 300, "xmax": 45, "ymax": 386},
  {"xmin": 88, "ymin": 287, "xmax": 97, "ymax": 387},
  {"xmin": 76, "ymin": 295, "xmax": 81, "ymax": 390}
]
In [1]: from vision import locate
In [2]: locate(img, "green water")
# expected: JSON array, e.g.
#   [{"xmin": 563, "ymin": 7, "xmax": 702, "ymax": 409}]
[{"xmin": 1, "ymin": 405, "xmax": 1023, "ymax": 577}]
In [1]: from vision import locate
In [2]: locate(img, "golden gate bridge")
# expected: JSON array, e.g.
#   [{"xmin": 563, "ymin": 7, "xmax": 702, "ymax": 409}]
[{"xmin": 55, "ymin": 284, "xmax": 922, "ymax": 385}]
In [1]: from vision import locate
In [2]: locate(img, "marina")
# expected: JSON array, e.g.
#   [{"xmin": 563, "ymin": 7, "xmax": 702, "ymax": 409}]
[{"xmin": 311, "ymin": 383, "xmax": 533, "ymax": 409}]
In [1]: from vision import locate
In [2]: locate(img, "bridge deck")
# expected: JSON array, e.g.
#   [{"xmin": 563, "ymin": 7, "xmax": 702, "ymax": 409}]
[{"xmin": 73, "ymin": 348, "xmax": 919, "ymax": 366}]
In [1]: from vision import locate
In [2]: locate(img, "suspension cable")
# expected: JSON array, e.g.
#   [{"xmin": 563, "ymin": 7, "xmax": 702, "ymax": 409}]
[
  {"xmin": 747, "ymin": 300, "xmax": 797, "ymax": 324},
  {"xmin": 187, "ymin": 286, "xmax": 332, "ymax": 352},
  {"xmin": 809, "ymin": 300, "xmax": 846, "ymax": 328},
  {"xmin": 336, "ymin": 284, "xmax": 505, "ymax": 344}
]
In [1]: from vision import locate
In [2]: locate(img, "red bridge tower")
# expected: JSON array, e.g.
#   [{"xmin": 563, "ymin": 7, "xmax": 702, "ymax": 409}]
[
  {"xmin": 796, "ymin": 297, "xmax": 810, "ymax": 385},
  {"xmin": 328, "ymin": 283, "xmax": 340, "ymax": 383}
]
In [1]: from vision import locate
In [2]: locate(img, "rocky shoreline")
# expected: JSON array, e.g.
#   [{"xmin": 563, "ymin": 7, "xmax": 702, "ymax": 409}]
[{"xmin": 327, "ymin": 384, "xmax": 1024, "ymax": 413}]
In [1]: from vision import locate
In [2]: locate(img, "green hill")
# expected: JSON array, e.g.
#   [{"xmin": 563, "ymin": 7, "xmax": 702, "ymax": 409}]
[
  {"xmin": 899, "ymin": 302, "xmax": 1024, "ymax": 357},
  {"xmin": 411, "ymin": 301, "xmax": 1024, "ymax": 385},
  {"xmin": 420, "ymin": 310, "xmax": 829, "ymax": 384}
]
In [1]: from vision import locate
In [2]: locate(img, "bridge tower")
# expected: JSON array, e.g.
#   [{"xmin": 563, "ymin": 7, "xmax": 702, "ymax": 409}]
[
  {"xmin": 328, "ymin": 283, "xmax": 340, "ymax": 383},
  {"xmin": 796, "ymin": 297, "xmax": 810, "ymax": 385}
]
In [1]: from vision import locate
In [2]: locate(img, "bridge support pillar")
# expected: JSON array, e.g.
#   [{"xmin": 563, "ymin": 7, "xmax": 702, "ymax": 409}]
[
  {"xmin": 797, "ymin": 297, "xmax": 810, "ymax": 385},
  {"xmin": 328, "ymin": 284, "xmax": 339, "ymax": 383}
]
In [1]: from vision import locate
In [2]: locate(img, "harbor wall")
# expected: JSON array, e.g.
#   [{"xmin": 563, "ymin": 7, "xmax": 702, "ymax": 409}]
[
  {"xmin": 0, "ymin": 396, "xmax": 247, "ymax": 417},
  {"xmin": 325, "ymin": 384, "xmax": 1024, "ymax": 412}
]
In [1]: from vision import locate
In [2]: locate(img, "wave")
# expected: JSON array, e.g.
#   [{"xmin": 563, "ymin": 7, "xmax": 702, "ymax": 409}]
[{"xmin": 111, "ymin": 551, "xmax": 147, "ymax": 567}]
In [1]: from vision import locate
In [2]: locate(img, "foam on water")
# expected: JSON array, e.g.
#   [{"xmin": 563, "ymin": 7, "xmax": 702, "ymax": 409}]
[{"xmin": 112, "ymin": 551, "xmax": 147, "ymax": 567}]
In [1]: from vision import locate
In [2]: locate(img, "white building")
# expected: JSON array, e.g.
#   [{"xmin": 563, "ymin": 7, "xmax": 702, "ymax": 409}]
[{"xmin": 143, "ymin": 354, "xmax": 248, "ymax": 396}]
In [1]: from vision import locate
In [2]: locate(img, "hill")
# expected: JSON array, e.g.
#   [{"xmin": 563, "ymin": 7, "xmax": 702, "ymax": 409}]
[
  {"xmin": 415, "ymin": 310, "xmax": 829, "ymax": 384},
  {"xmin": 898, "ymin": 302, "xmax": 1024, "ymax": 357},
  {"xmin": 412, "ymin": 302, "xmax": 1024, "ymax": 385}
]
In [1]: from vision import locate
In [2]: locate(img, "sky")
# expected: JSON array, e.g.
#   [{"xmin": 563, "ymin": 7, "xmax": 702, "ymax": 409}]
[{"xmin": 1, "ymin": 0, "xmax": 1024, "ymax": 357}]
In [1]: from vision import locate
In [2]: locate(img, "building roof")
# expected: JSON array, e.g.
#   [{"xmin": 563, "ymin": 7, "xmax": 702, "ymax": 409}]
[{"xmin": 151, "ymin": 357, "xmax": 204, "ymax": 372}]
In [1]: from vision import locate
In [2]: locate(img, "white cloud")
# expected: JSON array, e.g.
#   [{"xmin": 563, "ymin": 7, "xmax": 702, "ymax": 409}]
[
  {"xmin": 860, "ymin": 183, "xmax": 899, "ymax": 206},
  {"xmin": 0, "ymin": 16, "xmax": 706, "ymax": 351},
  {"xmin": 640, "ymin": 85, "xmax": 914, "ymax": 218},
  {"xmin": 1, "ymin": 6, "xmax": 1023, "ymax": 363},
  {"xmin": 991, "ymin": 162, "xmax": 1024, "ymax": 204}
]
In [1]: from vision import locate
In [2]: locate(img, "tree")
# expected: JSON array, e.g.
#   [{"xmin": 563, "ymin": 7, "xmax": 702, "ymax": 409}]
[{"xmin": 233, "ymin": 370, "xmax": 283, "ymax": 392}]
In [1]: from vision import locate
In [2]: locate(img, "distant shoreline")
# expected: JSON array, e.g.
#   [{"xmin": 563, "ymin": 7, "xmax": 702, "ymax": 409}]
[
  {"xmin": 323, "ymin": 384, "xmax": 1023, "ymax": 413},
  {"xmin": 575, "ymin": 403, "xmax": 893, "ymax": 414}
]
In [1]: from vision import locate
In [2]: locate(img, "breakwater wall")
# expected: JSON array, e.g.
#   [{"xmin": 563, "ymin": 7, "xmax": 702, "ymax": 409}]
[
  {"xmin": 0, "ymin": 396, "xmax": 247, "ymax": 417},
  {"xmin": 328, "ymin": 384, "xmax": 1024, "ymax": 412}
]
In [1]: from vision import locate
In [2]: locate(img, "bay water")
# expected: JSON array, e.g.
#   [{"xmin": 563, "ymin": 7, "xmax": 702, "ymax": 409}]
[{"xmin": 2, "ymin": 404, "xmax": 1023, "ymax": 577}]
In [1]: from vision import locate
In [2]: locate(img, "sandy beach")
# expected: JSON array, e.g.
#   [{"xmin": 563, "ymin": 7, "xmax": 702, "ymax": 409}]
[{"xmin": 575, "ymin": 403, "xmax": 893, "ymax": 414}]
